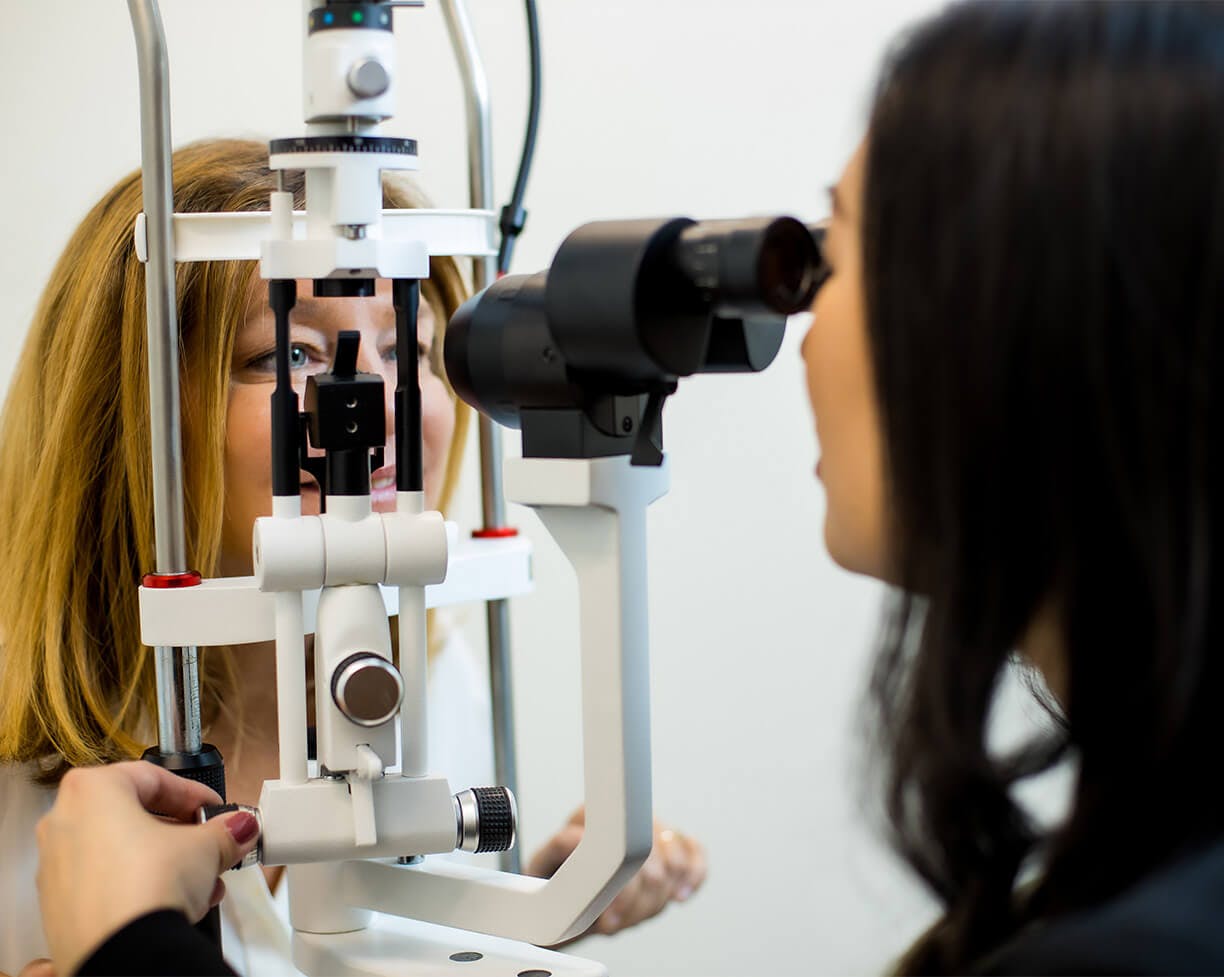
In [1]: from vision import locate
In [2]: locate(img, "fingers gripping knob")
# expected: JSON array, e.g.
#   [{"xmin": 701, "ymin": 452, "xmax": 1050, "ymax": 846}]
[
  {"xmin": 140, "ymin": 744, "xmax": 226, "ymax": 799},
  {"xmin": 454, "ymin": 787, "xmax": 518, "ymax": 854},
  {"xmin": 198, "ymin": 803, "xmax": 263, "ymax": 870}
]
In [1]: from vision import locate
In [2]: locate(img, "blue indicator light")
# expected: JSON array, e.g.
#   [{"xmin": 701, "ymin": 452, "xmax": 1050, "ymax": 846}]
[{"xmin": 323, "ymin": 10, "xmax": 334, "ymax": 23}]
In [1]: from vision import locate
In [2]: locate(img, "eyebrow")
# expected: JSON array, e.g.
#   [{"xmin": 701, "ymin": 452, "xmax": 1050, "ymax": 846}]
[{"xmin": 290, "ymin": 294, "xmax": 437, "ymax": 324}]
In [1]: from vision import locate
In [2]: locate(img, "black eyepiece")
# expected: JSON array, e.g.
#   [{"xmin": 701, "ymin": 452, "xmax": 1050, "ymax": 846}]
[
  {"xmin": 756, "ymin": 218, "xmax": 823, "ymax": 313},
  {"xmin": 672, "ymin": 216, "xmax": 822, "ymax": 316},
  {"xmin": 444, "ymin": 214, "xmax": 821, "ymax": 461}
]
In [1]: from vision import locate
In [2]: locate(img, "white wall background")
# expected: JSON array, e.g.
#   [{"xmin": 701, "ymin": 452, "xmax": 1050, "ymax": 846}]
[{"xmin": 0, "ymin": 2, "xmax": 995, "ymax": 973}]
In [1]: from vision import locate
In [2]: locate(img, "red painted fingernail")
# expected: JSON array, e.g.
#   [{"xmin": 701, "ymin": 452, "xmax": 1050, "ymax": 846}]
[{"xmin": 226, "ymin": 811, "xmax": 259, "ymax": 845}]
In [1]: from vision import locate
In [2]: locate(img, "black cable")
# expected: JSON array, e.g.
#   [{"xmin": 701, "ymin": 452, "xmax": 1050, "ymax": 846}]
[{"xmin": 496, "ymin": 0, "xmax": 541, "ymax": 276}]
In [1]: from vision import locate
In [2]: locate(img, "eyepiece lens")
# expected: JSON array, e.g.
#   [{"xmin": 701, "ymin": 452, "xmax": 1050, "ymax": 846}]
[{"xmin": 757, "ymin": 219, "xmax": 821, "ymax": 314}]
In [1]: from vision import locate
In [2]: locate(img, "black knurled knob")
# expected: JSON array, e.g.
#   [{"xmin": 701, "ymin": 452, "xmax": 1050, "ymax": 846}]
[
  {"xmin": 140, "ymin": 744, "xmax": 226, "ymax": 950},
  {"xmin": 472, "ymin": 786, "xmax": 515, "ymax": 854},
  {"xmin": 141, "ymin": 744, "xmax": 227, "ymax": 799}
]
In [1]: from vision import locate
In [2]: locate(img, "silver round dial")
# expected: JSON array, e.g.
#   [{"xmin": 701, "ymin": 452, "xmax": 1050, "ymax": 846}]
[{"xmin": 331, "ymin": 653, "xmax": 404, "ymax": 727}]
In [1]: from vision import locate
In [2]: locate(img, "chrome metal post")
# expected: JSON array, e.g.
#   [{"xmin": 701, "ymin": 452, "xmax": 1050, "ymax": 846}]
[
  {"xmin": 128, "ymin": 0, "xmax": 201, "ymax": 755},
  {"xmin": 440, "ymin": 0, "xmax": 520, "ymax": 874}
]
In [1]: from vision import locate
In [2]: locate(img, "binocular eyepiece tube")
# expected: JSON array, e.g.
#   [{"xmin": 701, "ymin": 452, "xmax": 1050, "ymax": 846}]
[{"xmin": 444, "ymin": 215, "xmax": 825, "ymax": 462}]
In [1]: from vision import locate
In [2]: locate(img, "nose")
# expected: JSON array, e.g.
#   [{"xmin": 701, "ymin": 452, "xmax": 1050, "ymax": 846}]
[{"xmin": 801, "ymin": 320, "xmax": 814, "ymax": 362}]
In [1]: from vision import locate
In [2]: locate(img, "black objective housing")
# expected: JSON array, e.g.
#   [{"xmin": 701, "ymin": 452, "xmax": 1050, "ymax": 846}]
[
  {"xmin": 444, "ymin": 216, "xmax": 824, "ymax": 463},
  {"xmin": 304, "ymin": 331, "xmax": 386, "ymax": 496}
]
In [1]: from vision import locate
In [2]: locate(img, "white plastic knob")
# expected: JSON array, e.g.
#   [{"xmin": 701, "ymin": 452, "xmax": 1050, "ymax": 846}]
[
  {"xmin": 253, "ymin": 515, "xmax": 325, "ymax": 592},
  {"xmin": 348, "ymin": 58, "xmax": 390, "ymax": 99},
  {"xmin": 383, "ymin": 510, "xmax": 449, "ymax": 586}
]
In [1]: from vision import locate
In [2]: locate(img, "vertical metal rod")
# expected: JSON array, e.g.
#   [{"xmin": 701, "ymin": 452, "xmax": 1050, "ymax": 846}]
[
  {"xmin": 394, "ymin": 279, "xmax": 430, "ymax": 778},
  {"xmin": 440, "ymin": 0, "xmax": 521, "ymax": 874},
  {"xmin": 128, "ymin": 0, "xmax": 201, "ymax": 756}
]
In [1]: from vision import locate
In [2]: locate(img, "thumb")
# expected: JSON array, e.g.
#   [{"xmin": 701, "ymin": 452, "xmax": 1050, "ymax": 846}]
[
  {"xmin": 173, "ymin": 811, "xmax": 260, "ymax": 923},
  {"xmin": 210, "ymin": 810, "xmax": 261, "ymax": 874}
]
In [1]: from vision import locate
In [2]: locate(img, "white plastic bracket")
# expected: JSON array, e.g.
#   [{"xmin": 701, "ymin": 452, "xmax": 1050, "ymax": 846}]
[
  {"xmin": 337, "ymin": 455, "xmax": 670, "ymax": 946},
  {"xmin": 138, "ymin": 530, "xmax": 532, "ymax": 648},
  {"xmin": 134, "ymin": 209, "xmax": 496, "ymax": 264},
  {"xmin": 351, "ymin": 745, "xmax": 385, "ymax": 848}
]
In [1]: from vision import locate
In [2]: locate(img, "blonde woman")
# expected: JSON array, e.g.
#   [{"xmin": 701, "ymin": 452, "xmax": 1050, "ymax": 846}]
[{"xmin": 0, "ymin": 139, "xmax": 705, "ymax": 976}]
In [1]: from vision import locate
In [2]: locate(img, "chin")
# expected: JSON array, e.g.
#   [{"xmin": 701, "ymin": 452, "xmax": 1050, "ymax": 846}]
[{"xmin": 823, "ymin": 517, "xmax": 875, "ymax": 578}]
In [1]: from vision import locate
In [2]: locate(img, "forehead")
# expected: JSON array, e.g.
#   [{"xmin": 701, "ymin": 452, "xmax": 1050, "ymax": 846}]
[{"xmin": 241, "ymin": 275, "xmax": 439, "ymax": 330}]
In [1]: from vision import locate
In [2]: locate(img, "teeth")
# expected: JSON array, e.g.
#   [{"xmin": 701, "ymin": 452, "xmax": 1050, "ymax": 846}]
[{"xmin": 372, "ymin": 475, "xmax": 395, "ymax": 490}]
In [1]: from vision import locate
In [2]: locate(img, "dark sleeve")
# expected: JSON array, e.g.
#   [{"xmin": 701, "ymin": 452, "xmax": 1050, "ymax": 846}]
[
  {"xmin": 74, "ymin": 909, "xmax": 236, "ymax": 977},
  {"xmin": 979, "ymin": 889, "xmax": 1224, "ymax": 976},
  {"xmin": 979, "ymin": 925, "xmax": 1149, "ymax": 975}
]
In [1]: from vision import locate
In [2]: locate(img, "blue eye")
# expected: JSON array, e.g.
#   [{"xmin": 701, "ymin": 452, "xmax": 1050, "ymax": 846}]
[{"xmin": 288, "ymin": 344, "xmax": 308, "ymax": 368}]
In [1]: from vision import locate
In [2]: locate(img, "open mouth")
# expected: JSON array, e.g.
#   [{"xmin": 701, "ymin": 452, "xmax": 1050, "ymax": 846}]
[
  {"xmin": 298, "ymin": 465, "xmax": 398, "ymax": 497},
  {"xmin": 371, "ymin": 464, "xmax": 396, "ymax": 493}
]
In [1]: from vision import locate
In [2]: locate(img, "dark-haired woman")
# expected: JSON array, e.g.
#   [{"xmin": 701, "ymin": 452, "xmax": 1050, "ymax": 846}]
[
  {"xmin": 28, "ymin": 0, "xmax": 1224, "ymax": 974},
  {"xmin": 810, "ymin": 1, "xmax": 1224, "ymax": 972}
]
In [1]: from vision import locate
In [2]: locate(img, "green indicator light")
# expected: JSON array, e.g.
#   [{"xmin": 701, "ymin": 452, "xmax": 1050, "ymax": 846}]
[{"xmin": 352, "ymin": 9, "xmax": 364, "ymax": 23}]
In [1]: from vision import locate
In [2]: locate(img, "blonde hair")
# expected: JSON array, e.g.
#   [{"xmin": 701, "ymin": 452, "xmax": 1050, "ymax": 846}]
[{"xmin": 0, "ymin": 138, "xmax": 472, "ymax": 782}]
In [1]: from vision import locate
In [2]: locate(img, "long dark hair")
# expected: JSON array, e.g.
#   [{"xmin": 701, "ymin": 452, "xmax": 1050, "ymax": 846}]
[{"xmin": 862, "ymin": 2, "xmax": 1224, "ymax": 970}]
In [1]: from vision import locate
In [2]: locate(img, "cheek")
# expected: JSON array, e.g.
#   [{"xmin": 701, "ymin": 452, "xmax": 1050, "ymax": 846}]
[
  {"xmin": 225, "ymin": 388, "xmax": 272, "ymax": 468},
  {"xmin": 804, "ymin": 282, "xmax": 888, "ymax": 577},
  {"xmin": 223, "ymin": 389, "xmax": 274, "ymax": 517},
  {"xmin": 421, "ymin": 377, "xmax": 455, "ymax": 481},
  {"xmin": 219, "ymin": 386, "xmax": 275, "ymax": 569}
]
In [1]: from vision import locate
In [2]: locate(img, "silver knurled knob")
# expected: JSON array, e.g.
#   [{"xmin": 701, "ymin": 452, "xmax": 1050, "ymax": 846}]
[
  {"xmin": 198, "ymin": 803, "xmax": 262, "ymax": 870},
  {"xmin": 454, "ymin": 787, "xmax": 518, "ymax": 854}
]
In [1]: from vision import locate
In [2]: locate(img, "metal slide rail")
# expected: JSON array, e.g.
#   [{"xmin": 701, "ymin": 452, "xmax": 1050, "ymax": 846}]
[
  {"xmin": 439, "ymin": 0, "xmax": 522, "ymax": 874},
  {"xmin": 127, "ymin": 0, "xmax": 201, "ymax": 756}
]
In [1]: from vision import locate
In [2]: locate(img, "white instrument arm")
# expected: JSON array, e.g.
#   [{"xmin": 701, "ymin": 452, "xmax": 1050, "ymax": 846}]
[{"xmin": 339, "ymin": 455, "xmax": 668, "ymax": 945}]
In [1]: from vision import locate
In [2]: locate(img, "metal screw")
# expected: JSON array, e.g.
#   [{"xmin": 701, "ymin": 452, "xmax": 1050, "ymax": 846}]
[
  {"xmin": 346, "ymin": 421, "xmax": 358, "ymax": 434},
  {"xmin": 346, "ymin": 397, "xmax": 358, "ymax": 409}
]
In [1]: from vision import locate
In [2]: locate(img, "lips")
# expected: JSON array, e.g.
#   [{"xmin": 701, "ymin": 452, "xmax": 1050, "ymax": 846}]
[
  {"xmin": 298, "ymin": 464, "xmax": 396, "ymax": 490},
  {"xmin": 370, "ymin": 463, "xmax": 398, "ymax": 511},
  {"xmin": 371, "ymin": 463, "xmax": 396, "ymax": 492}
]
